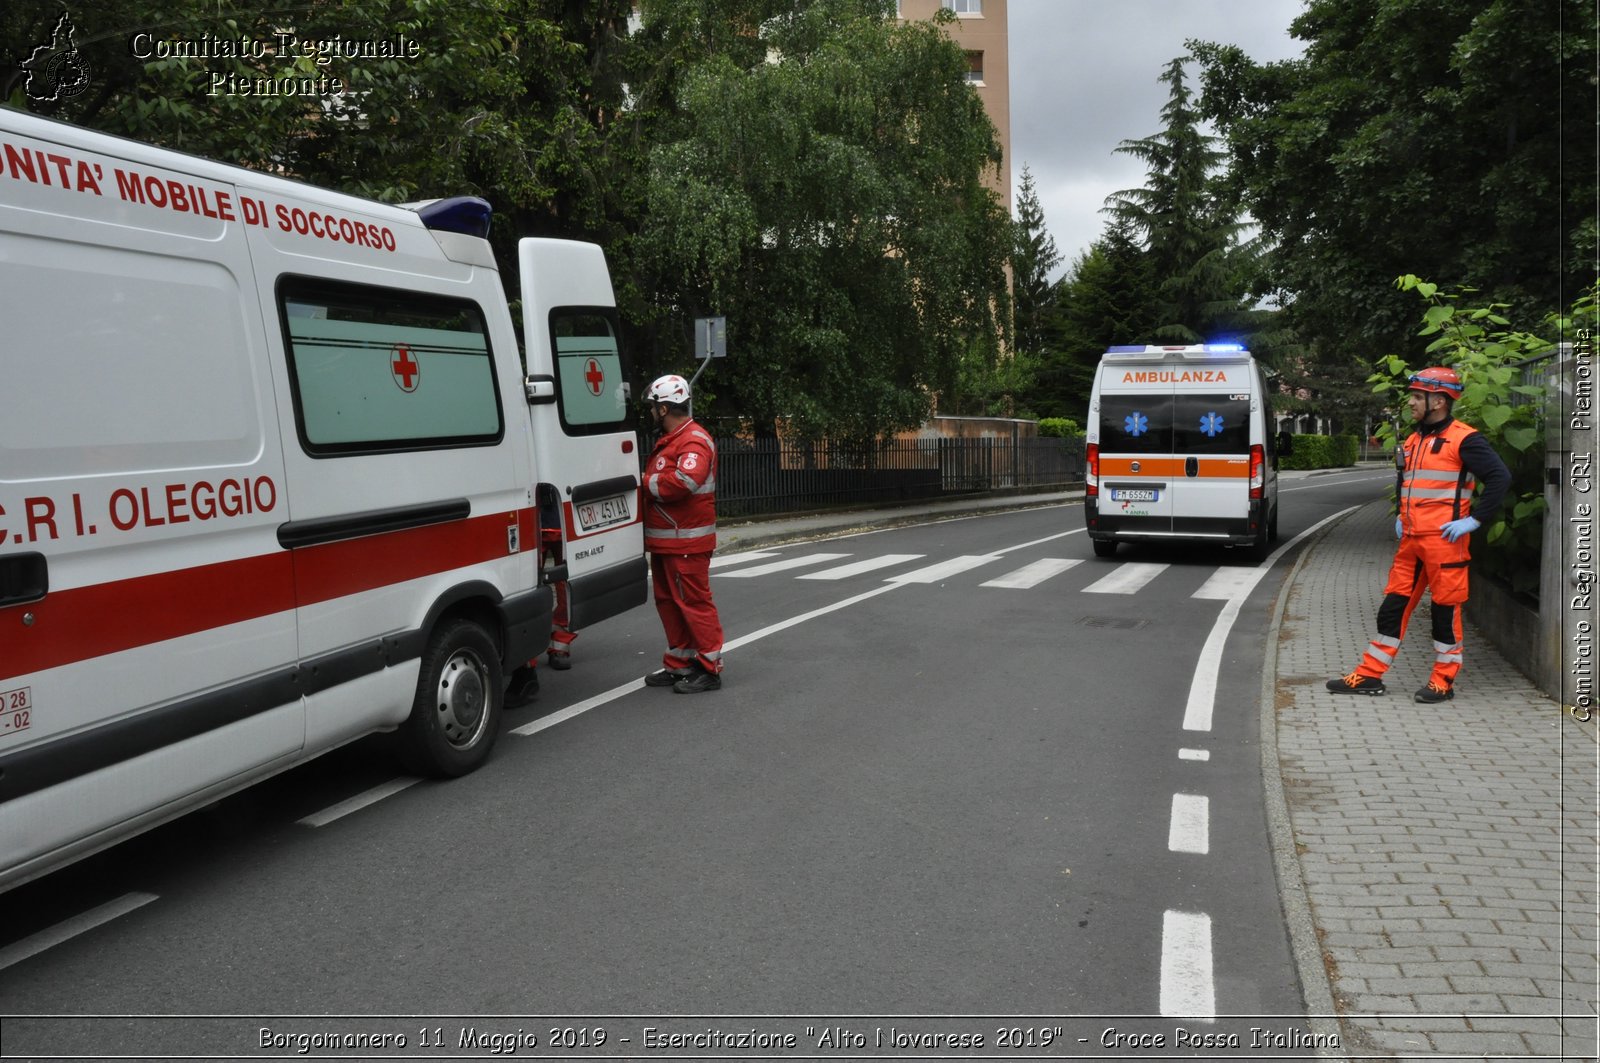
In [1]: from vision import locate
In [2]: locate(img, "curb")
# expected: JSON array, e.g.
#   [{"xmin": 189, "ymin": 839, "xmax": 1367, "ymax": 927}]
[{"xmin": 1259, "ymin": 506, "xmax": 1354, "ymax": 1059}]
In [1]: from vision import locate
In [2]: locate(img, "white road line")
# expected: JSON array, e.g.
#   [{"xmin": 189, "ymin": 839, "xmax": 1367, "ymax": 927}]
[
  {"xmin": 992, "ymin": 528, "xmax": 1084, "ymax": 555},
  {"xmin": 0, "ymin": 892, "xmax": 157, "ymax": 972},
  {"xmin": 886, "ymin": 554, "xmax": 1002, "ymax": 584},
  {"xmin": 1082, "ymin": 562, "xmax": 1168, "ymax": 595},
  {"xmin": 1160, "ymin": 910, "xmax": 1216, "ymax": 1018},
  {"xmin": 1168, "ymin": 793, "xmax": 1210, "ymax": 854},
  {"xmin": 1178, "ymin": 748, "xmax": 1210, "ymax": 761},
  {"xmin": 1182, "ymin": 505, "xmax": 1360, "ymax": 732},
  {"xmin": 797, "ymin": 554, "xmax": 924, "ymax": 580},
  {"xmin": 298, "ymin": 777, "xmax": 422, "ymax": 827},
  {"xmin": 709, "ymin": 551, "xmax": 783, "ymax": 570},
  {"xmin": 981, "ymin": 557, "xmax": 1081, "ymax": 589},
  {"xmin": 513, "ymin": 583, "xmax": 908, "ymax": 736},
  {"xmin": 1281, "ymin": 472, "xmax": 1389, "ymax": 492},
  {"xmin": 513, "ymin": 678, "xmax": 645, "ymax": 736},
  {"xmin": 715, "ymin": 553, "xmax": 851, "ymax": 578}
]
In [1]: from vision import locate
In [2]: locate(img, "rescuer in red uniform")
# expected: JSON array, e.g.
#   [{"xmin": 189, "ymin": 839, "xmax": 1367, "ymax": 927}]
[
  {"xmin": 1327, "ymin": 367, "xmax": 1512, "ymax": 703},
  {"xmin": 641, "ymin": 374, "xmax": 725, "ymax": 694}
]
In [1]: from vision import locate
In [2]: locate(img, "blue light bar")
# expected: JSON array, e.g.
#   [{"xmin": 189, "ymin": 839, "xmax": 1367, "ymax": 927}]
[
  {"xmin": 1106, "ymin": 345, "xmax": 1147, "ymax": 353},
  {"xmin": 417, "ymin": 196, "xmax": 493, "ymax": 239},
  {"xmin": 1206, "ymin": 343, "xmax": 1245, "ymax": 352}
]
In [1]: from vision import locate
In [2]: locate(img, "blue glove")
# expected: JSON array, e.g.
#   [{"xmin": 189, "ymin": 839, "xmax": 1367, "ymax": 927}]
[
  {"xmin": 1440, "ymin": 516, "xmax": 1480, "ymax": 543},
  {"xmin": 1395, "ymin": 517, "xmax": 1403, "ymax": 540}
]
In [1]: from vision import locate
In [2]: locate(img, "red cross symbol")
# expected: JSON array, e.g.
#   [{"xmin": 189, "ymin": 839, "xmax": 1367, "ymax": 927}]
[
  {"xmin": 391, "ymin": 344, "xmax": 420, "ymax": 392},
  {"xmin": 584, "ymin": 358, "xmax": 604, "ymax": 396}
]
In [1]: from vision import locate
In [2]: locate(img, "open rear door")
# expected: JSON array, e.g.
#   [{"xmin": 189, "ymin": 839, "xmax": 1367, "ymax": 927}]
[{"xmin": 519, "ymin": 238, "xmax": 647, "ymax": 629}]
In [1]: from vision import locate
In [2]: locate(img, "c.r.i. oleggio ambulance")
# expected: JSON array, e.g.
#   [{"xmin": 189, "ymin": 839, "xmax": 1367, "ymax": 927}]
[
  {"xmin": 1084, "ymin": 345, "xmax": 1281, "ymax": 556},
  {"xmin": 0, "ymin": 109, "xmax": 648, "ymax": 890}
]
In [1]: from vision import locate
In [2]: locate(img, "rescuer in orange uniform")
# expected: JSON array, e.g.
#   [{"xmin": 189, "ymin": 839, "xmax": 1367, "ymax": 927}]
[
  {"xmin": 1327, "ymin": 367, "xmax": 1512, "ymax": 703},
  {"xmin": 640, "ymin": 374, "xmax": 725, "ymax": 694}
]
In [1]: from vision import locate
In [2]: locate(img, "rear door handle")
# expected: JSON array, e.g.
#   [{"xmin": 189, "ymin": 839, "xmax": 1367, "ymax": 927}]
[
  {"xmin": 1185, "ymin": 456, "xmax": 1199, "ymax": 478},
  {"xmin": 0, "ymin": 552, "xmax": 47, "ymax": 607}
]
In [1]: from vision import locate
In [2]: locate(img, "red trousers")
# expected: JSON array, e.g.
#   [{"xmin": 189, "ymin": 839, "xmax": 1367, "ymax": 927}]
[
  {"xmin": 1354, "ymin": 534, "xmax": 1469, "ymax": 687},
  {"xmin": 651, "ymin": 552, "xmax": 724, "ymax": 674}
]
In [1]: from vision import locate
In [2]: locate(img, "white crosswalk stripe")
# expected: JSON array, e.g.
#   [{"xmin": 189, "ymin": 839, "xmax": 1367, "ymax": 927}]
[
  {"xmin": 709, "ymin": 550, "xmax": 1258, "ymax": 602},
  {"xmin": 981, "ymin": 558, "xmax": 1081, "ymax": 589},
  {"xmin": 709, "ymin": 551, "xmax": 783, "ymax": 570},
  {"xmin": 715, "ymin": 552, "xmax": 852, "ymax": 578},
  {"xmin": 797, "ymin": 554, "xmax": 925, "ymax": 580},
  {"xmin": 887, "ymin": 554, "xmax": 1002, "ymax": 584},
  {"xmin": 1082, "ymin": 562, "xmax": 1169, "ymax": 595}
]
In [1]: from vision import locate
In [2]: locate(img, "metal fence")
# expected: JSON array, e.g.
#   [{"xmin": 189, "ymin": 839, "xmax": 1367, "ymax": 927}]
[{"xmin": 712, "ymin": 435, "xmax": 1086, "ymax": 519}]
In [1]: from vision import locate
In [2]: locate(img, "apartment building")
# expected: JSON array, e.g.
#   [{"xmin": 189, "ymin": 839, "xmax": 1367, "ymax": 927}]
[{"xmin": 897, "ymin": 0, "xmax": 1012, "ymax": 212}]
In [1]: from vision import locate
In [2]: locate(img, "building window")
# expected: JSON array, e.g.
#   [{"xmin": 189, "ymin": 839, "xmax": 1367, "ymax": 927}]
[
  {"xmin": 965, "ymin": 51, "xmax": 984, "ymax": 84},
  {"xmin": 943, "ymin": 0, "xmax": 983, "ymax": 14}
]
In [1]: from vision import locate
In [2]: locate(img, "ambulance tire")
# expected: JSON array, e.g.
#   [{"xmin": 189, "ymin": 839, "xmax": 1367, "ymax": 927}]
[
  {"xmin": 1268, "ymin": 504, "xmax": 1280, "ymax": 543},
  {"xmin": 396, "ymin": 618, "xmax": 504, "ymax": 778},
  {"xmin": 1092, "ymin": 539, "xmax": 1117, "ymax": 558}
]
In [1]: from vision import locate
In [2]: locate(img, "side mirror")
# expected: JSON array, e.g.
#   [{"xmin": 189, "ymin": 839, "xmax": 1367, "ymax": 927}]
[{"xmin": 525, "ymin": 375, "xmax": 557, "ymax": 405}]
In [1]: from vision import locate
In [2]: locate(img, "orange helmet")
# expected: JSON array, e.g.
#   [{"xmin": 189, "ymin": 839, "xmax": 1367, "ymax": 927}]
[{"xmin": 1407, "ymin": 366, "xmax": 1463, "ymax": 397}]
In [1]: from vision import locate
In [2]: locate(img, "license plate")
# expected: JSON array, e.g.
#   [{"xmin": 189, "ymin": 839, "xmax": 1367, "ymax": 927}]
[
  {"xmin": 1111, "ymin": 488, "xmax": 1158, "ymax": 502},
  {"xmin": 576, "ymin": 494, "xmax": 630, "ymax": 531}
]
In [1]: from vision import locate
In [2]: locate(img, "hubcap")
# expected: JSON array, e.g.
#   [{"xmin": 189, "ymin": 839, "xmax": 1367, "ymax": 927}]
[{"xmin": 436, "ymin": 649, "xmax": 489, "ymax": 748}]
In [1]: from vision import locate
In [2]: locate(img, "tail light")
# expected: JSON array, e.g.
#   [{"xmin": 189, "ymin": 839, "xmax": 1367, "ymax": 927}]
[
  {"xmin": 1249, "ymin": 443, "xmax": 1264, "ymax": 499},
  {"xmin": 1086, "ymin": 442, "xmax": 1099, "ymax": 497}
]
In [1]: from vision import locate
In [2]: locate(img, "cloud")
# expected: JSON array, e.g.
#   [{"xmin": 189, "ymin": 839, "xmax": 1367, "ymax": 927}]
[{"xmin": 1008, "ymin": 0, "xmax": 1309, "ymax": 279}]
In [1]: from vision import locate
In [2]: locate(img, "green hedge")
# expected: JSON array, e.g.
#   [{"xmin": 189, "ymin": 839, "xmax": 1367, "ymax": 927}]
[{"xmin": 1279, "ymin": 433, "xmax": 1358, "ymax": 470}]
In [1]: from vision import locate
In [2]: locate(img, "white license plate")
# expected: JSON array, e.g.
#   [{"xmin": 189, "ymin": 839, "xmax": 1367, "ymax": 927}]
[
  {"xmin": 1111, "ymin": 488, "xmax": 1159, "ymax": 502},
  {"xmin": 576, "ymin": 494, "xmax": 630, "ymax": 531}
]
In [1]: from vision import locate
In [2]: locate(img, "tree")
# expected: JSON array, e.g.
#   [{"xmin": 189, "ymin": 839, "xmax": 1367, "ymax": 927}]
[
  {"xmin": 1011, "ymin": 164, "xmax": 1060, "ymax": 356},
  {"xmin": 631, "ymin": 0, "xmax": 1012, "ymax": 438},
  {"xmin": 1104, "ymin": 56, "xmax": 1250, "ymax": 344},
  {"xmin": 1192, "ymin": 0, "xmax": 1598, "ymax": 368},
  {"xmin": 1032, "ymin": 219, "xmax": 1158, "ymax": 417}
]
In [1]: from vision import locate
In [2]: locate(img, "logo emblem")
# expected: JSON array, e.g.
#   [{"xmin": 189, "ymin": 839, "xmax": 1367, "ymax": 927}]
[
  {"xmin": 22, "ymin": 10, "xmax": 92, "ymax": 103},
  {"xmin": 1124, "ymin": 411, "xmax": 1148, "ymax": 437},
  {"xmin": 584, "ymin": 358, "xmax": 605, "ymax": 397},
  {"xmin": 1199, "ymin": 412, "xmax": 1225, "ymax": 438},
  {"xmin": 682, "ymin": 453, "xmax": 698, "ymax": 472},
  {"xmin": 391, "ymin": 344, "xmax": 420, "ymax": 392}
]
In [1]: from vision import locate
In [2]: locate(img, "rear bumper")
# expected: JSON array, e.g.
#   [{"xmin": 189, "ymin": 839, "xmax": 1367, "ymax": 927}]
[{"xmin": 1085, "ymin": 498, "xmax": 1267, "ymax": 546}]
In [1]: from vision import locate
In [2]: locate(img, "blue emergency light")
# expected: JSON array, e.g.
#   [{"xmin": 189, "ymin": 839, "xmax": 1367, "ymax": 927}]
[{"xmin": 417, "ymin": 196, "xmax": 493, "ymax": 239}]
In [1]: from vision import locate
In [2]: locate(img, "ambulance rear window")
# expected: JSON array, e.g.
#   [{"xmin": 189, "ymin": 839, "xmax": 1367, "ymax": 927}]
[
  {"xmin": 279, "ymin": 278, "xmax": 503, "ymax": 456},
  {"xmin": 1174, "ymin": 394, "xmax": 1251, "ymax": 454},
  {"xmin": 1098, "ymin": 394, "xmax": 1172, "ymax": 454}
]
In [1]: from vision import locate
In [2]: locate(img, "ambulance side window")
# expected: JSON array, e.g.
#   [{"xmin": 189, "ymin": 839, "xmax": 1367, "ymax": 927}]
[
  {"xmin": 1098, "ymin": 394, "xmax": 1172, "ymax": 454},
  {"xmin": 548, "ymin": 307, "xmax": 628, "ymax": 436},
  {"xmin": 1173, "ymin": 394, "xmax": 1251, "ymax": 454},
  {"xmin": 278, "ymin": 278, "xmax": 503, "ymax": 455}
]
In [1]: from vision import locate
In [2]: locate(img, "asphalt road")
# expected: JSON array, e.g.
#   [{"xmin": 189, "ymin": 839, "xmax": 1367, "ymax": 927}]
[{"xmin": 0, "ymin": 468, "xmax": 1392, "ymax": 1058}]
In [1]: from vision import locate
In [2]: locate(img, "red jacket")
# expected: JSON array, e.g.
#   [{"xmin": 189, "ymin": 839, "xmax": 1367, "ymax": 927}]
[{"xmin": 643, "ymin": 418, "xmax": 718, "ymax": 554}]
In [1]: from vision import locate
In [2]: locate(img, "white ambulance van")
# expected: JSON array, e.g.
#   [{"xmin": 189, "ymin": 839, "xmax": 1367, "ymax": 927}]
[
  {"xmin": 0, "ymin": 110, "xmax": 648, "ymax": 890},
  {"xmin": 1084, "ymin": 344, "xmax": 1280, "ymax": 557}
]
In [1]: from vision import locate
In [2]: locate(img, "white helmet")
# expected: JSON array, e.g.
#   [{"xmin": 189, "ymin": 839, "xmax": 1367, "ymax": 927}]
[{"xmin": 645, "ymin": 373, "xmax": 691, "ymax": 406}]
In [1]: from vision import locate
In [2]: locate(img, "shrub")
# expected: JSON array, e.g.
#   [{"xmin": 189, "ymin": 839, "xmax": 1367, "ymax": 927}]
[
  {"xmin": 1279, "ymin": 434, "xmax": 1355, "ymax": 470},
  {"xmin": 1037, "ymin": 417, "xmax": 1081, "ymax": 437}
]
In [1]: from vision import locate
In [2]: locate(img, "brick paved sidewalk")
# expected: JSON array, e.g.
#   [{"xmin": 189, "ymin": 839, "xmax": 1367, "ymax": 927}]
[{"xmin": 1273, "ymin": 500, "xmax": 1598, "ymax": 1060}]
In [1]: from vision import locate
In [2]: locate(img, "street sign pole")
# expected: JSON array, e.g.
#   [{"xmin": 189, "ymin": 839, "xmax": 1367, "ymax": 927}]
[{"xmin": 690, "ymin": 315, "xmax": 726, "ymax": 418}]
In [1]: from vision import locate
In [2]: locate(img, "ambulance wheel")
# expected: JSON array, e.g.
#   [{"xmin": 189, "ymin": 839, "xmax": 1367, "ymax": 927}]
[
  {"xmin": 1092, "ymin": 539, "xmax": 1118, "ymax": 558},
  {"xmin": 396, "ymin": 619, "xmax": 503, "ymax": 777},
  {"xmin": 1268, "ymin": 505, "xmax": 1280, "ymax": 543}
]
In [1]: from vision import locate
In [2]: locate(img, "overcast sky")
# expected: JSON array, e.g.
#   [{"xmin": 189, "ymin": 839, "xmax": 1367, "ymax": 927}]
[{"xmin": 1007, "ymin": 0, "xmax": 1310, "ymax": 281}]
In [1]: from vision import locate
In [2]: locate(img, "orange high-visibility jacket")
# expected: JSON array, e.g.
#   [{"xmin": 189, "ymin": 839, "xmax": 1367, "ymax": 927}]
[
  {"xmin": 643, "ymin": 418, "xmax": 718, "ymax": 554},
  {"xmin": 1396, "ymin": 419, "xmax": 1509, "ymax": 536}
]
